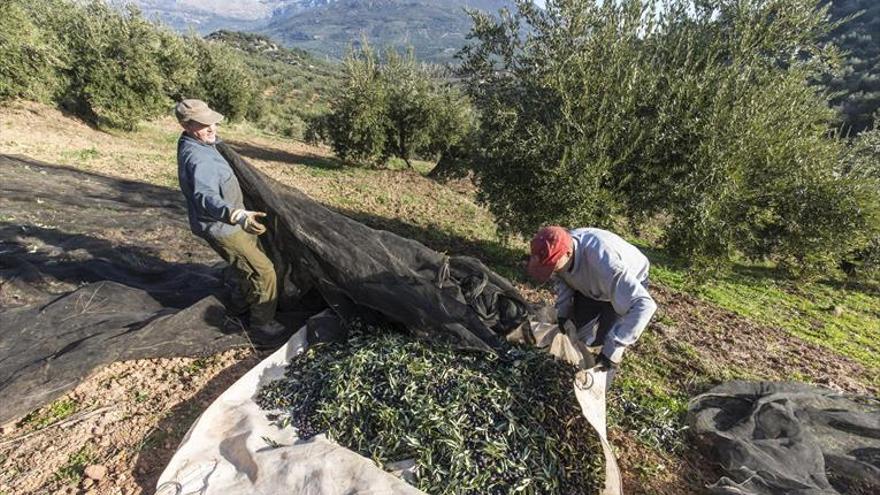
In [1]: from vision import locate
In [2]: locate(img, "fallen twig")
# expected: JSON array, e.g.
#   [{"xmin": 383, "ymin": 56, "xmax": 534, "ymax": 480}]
[{"xmin": 0, "ymin": 405, "xmax": 114, "ymax": 448}]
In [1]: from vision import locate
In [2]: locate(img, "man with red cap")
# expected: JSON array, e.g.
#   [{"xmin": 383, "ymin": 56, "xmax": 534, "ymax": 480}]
[{"xmin": 527, "ymin": 226, "xmax": 656, "ymax": 371}]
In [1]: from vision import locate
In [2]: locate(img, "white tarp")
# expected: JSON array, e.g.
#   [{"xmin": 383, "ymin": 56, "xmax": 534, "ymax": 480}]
[
  {"xmin": 530, "ymin": 319, "xmax": 624, "ymax": 495},
  {"xmin": 157, "ymin": 318, "xmax": 622, "ymax": 495},
  {"xmin": 156, "ymin": 324, "xmax": 423, "ymax": 495}
]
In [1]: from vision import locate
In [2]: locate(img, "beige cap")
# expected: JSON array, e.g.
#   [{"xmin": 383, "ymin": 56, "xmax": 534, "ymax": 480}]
[{"xmin": 175, "ymin": 99, "xmax": 224, "ymax": 125}]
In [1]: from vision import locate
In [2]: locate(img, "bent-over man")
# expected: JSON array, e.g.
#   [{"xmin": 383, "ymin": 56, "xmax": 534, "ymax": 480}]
[{"xmin": 527, "ymin": 226, "xmax": 657, "ymax": 371}]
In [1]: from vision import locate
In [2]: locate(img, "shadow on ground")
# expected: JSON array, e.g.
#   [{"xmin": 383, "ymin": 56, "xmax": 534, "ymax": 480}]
[
  {"xmin": 1, "ymin": 153, "xmax": 223, "ymax": 307},
  {"xmin": 1, "ymin": 153, "xmax": 187, "ymax": 213},
  {"xmin": 227, "ymin": 140, "xmax": 345, "ymax": 170},
  {"xmin": 0, "ymin": 223, "xmax": 225, "ymax": 308}
]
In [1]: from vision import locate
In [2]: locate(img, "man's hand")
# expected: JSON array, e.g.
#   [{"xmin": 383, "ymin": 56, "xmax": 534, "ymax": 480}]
[
  {"xmin": 593, "ymin": 353, "xmax": 619, "ymax": 371},
  {"xmin": 230, "ymin": 209, "xmax": 268, "ymax": 235}
]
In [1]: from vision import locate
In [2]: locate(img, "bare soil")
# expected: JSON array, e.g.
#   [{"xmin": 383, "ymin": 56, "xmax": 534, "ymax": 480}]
[
  {"xmin": 652, "ymin": 285, "xmax": 877, "ymax": 396},
  {"xmin": 0, "ymin": 349, "xmax": 263, "ymax": 495}
]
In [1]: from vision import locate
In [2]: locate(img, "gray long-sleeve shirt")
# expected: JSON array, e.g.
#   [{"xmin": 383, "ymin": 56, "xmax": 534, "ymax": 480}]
[
  {"xmin": 177, "ymin": 134, "xmax": 244, "ymax": 239},
  {"xmin": 553, "ymin": 228, "xmax": 657, "ymax": 363}
]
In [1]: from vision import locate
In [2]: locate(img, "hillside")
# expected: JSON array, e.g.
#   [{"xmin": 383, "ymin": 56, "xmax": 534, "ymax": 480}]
[
  {"xmin": 206, "ymin": 29, "xmax": 325, "ymax": 67},
  {"xmin": 827, "ymin": 0, "xmax": 880, "ymax": 133},
  {"xmin": 128, "ymin": 0, "xmax": 513, "ymax": 62},
  {"xmin": 1, "ymin": 101, "xmax": 878, "ymax": 494},
  {"xmin": 204, "ymin": 30, "xmax": 342, "ymax": 137},
  {"xmin": 130, "ymin": 0, "xmax": 290, "ymax": 31},
  {"xmin": 263, "ymin": 0, "xmax": 512, "ymax": 62}
]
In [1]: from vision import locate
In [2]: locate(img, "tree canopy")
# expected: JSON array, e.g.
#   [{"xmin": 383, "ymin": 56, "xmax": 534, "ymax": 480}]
[
  {"xmin": 310, "ymin": 43, "xmax": 475, "ymax": 168},
  {"xmin": 455, "ymin": 0, "xmax": 880, "ymax": 276}
]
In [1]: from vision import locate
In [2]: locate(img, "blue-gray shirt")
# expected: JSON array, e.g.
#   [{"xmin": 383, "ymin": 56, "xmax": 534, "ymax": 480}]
[{"xmin": 177, "ymin": 134, "xmax": 243, "ymax": 239}]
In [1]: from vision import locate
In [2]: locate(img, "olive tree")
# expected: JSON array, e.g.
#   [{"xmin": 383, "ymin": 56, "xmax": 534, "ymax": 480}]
[
  {"xmin": 457, "ymin": 0, "xmax": 880, "ymax": 275},
  {"xmin": 57, "ymin": 2, "xmax": 174, "ymax": 129},
  {"xmin": 185, "ymin": 38, "xmax": 258, "ymax": 122},
  {"xmin": 0, "ymin": 0, "xmax": 62, "ymax": 102},
  {"xmin": 314, "ymin": 43, "xmax": 475, "ymax": 167}
]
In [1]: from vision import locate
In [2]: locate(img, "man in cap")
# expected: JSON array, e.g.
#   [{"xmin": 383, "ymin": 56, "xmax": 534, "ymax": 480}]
[
  {"xmin": 175, "ymin": 99, "xmax": 284, "ymax": 339},
  {"xmin": 527, "ymin": 226, "xmax": 656, "ymax": 371}
]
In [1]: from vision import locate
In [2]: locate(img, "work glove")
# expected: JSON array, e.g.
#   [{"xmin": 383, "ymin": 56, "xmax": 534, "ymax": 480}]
[
  {"xmin": 558, "ymin": 317, "xmax": 575, "ymax": 333},
  {"xmin": 230, "ymin": 209, "xmax": 268, "ymax": 235}
]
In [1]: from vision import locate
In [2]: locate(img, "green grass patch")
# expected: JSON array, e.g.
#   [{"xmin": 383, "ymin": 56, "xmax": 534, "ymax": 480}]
[
  {"xmin": 138, "ymin": 427, "xmax": 170, "ymax": 452},
  {"xmin": 183, "ymin": 357, "xmax": 211, "ymax": 375},
  {"xmin": 18, "ymin": 398, "xmax": 77, "ymax": 429},
  {"xmin": 60, "ymin": 147, "xmax": 100, "ymax": 163},
  {"xmin": 609, "ymin": 373, "xmax": 689, "ymax": 452},
  {"xmin": 133, "ymin": 389, "xmax": 151, "ymax": 404},
  {"xmin": 384, "ymin": 157, "xmax": 434, "ymax": 174},
  {"xmin": 608, "ymin": 340, "xmax": 691, "ymax": 453},
  {"xmin": 642, "ymin": 244, "xmax": 880, "ymax": 376},
  {"xmin": 54, "ymin": 446, "xmax": 96, "ymax": 484}
]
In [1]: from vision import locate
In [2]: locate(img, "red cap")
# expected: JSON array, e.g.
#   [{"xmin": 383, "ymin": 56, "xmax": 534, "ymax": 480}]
[{"xmin": 527, "ymin": 226, "xmax": 572, "ymax": 283}]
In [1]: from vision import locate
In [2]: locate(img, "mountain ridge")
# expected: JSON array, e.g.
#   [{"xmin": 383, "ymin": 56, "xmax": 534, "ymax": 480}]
[
  {"xmin": 265, "ymin": 0, "xmax": 512, "ymax": 61},
  {"xmin": 126, "ymin": 0, "xmax": 514, "ymax": 62}
]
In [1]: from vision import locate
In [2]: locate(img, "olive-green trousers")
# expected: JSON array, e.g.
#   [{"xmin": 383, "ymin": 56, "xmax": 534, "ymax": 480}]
[{"xmin": 206, "ymin": 229, "xmax": 277, "ymax": 326}]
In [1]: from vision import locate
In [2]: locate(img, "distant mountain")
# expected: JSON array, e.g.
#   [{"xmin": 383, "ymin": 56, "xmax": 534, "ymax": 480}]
[
  {"xmin": 205, "ymin": 29, "xmax": 331, "ymax": 70},
  {"xmin": 127, "ymin": 0, "xmax": 292, "ymax": 32},
  {"xmin": 264, "ymin": 0, "xmax": 512, "ymax": 62},
  {"xmin": 125, "ymin": 0, "xmax": 514, "ymax": 62},
  {"xmin": 132, "ymin": 0, "xmax": 292, "ymax": 21}
]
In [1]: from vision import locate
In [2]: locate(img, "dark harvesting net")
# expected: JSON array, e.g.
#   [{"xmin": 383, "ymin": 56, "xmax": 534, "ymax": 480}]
[
  {"xmin": 217, "ymin": 142, "xmax": 531, "ymax": 353},
  {"xmin": 689, "ymin": 381, "xmax": 880, "ymax": 495}
]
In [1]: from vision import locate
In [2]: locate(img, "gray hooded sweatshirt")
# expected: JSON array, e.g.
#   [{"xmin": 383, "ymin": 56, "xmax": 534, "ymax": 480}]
[{"xmin": 553, "ymin": 228, "xmax": 657, "ymax": 363}]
